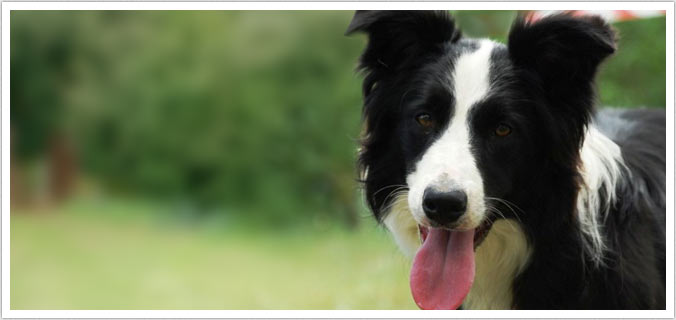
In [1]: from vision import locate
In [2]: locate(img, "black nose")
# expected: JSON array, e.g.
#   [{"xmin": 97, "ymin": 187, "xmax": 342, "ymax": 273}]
[{"xmin": 422, "ymin": 188, "xmax": 468, "ymax": 226}]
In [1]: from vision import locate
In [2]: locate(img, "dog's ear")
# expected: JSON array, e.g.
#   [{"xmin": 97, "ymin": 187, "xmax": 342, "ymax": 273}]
[
  {"xmin": 508, "ymin": 13, "xmax": 616, "ymax": 85},
  {"xmin": 508, "ymin": 13, "xmax": 617, "ymax": 146},
  {"xmin": 347, "ymin": 11, "xmax": 460, "ymax": 95}
]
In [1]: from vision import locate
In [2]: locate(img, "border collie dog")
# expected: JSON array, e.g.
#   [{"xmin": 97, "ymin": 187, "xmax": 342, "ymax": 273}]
[{"xmin": 347, "ymin": 11, "xmax": 665, "ymax": 309}]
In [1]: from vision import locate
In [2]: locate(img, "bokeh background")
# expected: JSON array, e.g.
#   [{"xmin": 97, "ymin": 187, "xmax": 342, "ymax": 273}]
[{"xmin": 10, "ymin": 10, "xmax": 666, "ymax": 309}]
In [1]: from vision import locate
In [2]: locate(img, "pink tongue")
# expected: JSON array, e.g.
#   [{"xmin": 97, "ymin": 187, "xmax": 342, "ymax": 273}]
[{"xmin": 410, "ymin": 228, "xmax": 475, "ymax": 310}]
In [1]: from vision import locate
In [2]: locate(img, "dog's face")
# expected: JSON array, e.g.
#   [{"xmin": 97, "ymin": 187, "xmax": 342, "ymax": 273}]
[
  {"xmin": 401, "ymin": 39, "xmax": 529, "ymax": 232},
  {"xmin": 348, "ymin": 11, "xmax": 616, "ymax": 238}
]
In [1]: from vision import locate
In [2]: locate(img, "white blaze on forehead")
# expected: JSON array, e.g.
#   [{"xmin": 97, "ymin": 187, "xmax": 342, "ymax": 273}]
[
  {"xmin": 453, "ymin": 40, "xmax": 495, "ymax": 114},
  {"xmin": 406, "ymin": 40, "xmax": 496, "ymax": 229}
]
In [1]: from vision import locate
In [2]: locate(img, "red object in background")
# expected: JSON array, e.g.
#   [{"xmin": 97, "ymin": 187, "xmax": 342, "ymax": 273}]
[{"xmin": 526, "ymin": 10, "xmax": 666, "ymax": 23}]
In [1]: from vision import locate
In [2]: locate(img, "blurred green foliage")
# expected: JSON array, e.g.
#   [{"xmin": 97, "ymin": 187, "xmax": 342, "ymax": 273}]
[
  {"xmin": 11, "ymin": 12, "xmax": 76, "ymax": 158},
  {"xmin": 597, "ymin": 17, "xmax": 667, "ymax": 107},
  {"xmin": 11, "ymin": 11, "xmax": 666, "ymax": 227},
  {"xmin": 12, "ymin": 11, "xmax": 368, "ymax": 227}
]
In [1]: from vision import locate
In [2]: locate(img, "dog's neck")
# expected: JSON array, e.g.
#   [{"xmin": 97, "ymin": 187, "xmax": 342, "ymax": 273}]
[{"xmin": 576, "ymin": 125, "xmax": 625, "ymax": 266}]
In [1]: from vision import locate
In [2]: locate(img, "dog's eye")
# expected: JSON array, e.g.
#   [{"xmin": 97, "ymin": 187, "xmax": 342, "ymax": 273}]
[
  {"xmin": 495, "ymin": 123, "xmax": 512, "ymax": 137},
  {"xmin": 416, "ymin": 113, "xmax": 435, "ymax": 130}
]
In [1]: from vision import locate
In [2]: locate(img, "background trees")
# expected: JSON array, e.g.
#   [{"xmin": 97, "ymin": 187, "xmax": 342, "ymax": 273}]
[{"xmin": 10, "ymin": 11, "xmax": 666, "ymax": 227}]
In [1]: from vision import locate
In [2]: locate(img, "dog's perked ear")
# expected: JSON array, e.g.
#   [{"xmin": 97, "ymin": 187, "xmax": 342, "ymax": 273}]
[
  {"xmin": 508, "ymin": 13, "xmax": 616, "ymax": 85},
  {"xmin": 508, "ymin": 13, "xmax": 617, "ymax": 146},
  {"xmin": 346, "ymin": 10, "xmax": 461, "ymax": 95}
]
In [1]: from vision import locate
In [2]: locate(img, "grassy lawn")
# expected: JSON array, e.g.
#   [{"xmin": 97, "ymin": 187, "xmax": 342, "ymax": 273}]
[{"xmin": 11, "ymin": 200, "xmax": 417, "ymax": 309}]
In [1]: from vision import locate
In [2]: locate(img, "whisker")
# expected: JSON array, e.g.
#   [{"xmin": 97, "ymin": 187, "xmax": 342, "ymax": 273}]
[
  {"xmin": 372, "ymin": 184, "xmax": 408, "ymax": 197},
  {"xmin": 485, "ymin": 196, "xmax": 525, "ymax": 225},
  {"xmin": 485, "ymin": 205, "xmax": 519, "ymax": 233},
  {"xmin": 378, "ymin": 187, "xmax": 410, "ymax": 214}
]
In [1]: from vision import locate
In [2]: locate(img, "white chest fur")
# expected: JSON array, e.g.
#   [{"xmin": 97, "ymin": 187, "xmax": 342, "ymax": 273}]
[{"xmin": 462, "ymin": 219, "xmax": 531, "ymax": 310}]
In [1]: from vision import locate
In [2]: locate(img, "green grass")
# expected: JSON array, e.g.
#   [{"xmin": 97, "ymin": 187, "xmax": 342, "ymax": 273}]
[{"xmin": 11, "ymin": 200, "xmax": 417, "ymax": 309}]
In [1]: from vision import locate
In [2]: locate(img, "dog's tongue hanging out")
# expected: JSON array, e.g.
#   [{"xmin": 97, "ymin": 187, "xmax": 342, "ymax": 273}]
[{"xmin": 410, "ymin": 228, "xmax": 475, "ymax": 310}]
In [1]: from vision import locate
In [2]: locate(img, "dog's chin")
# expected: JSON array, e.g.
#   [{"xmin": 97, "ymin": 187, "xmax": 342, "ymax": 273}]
[{"xmin": 418, "ymin": 218, "xmax": 494, "ymax": 250}]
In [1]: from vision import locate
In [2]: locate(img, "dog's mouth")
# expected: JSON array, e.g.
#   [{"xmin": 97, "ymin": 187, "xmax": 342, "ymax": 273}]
[
  {"xmin": 417, "ymin": 218, "xmax": 494, "ymax": 249},
  {"xmin": 411, "ymin": 219, "xmax": 494, "ymax": 310}
]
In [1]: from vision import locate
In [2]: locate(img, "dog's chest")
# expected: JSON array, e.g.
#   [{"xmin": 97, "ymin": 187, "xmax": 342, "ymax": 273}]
[{"xmin": 462, "ymin": 220, "xmax": 531, "ymax": 310}]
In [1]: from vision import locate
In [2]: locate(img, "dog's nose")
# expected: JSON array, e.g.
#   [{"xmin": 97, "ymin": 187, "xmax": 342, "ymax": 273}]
[{"xmin": 422, "ymin": 188, "xmax": 467, "ymax": 226}]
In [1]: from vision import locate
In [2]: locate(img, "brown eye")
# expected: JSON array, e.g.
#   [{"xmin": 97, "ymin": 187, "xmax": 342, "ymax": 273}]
[
  {"xmin": 495, "ymin": 123, "xmax": 512, "ymax": 137},
  {"xmin": 416, "ymin": 113, "xmax": 435, "ymax": 130}
]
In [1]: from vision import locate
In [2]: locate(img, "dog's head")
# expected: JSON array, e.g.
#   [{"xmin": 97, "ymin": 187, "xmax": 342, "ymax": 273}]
[
  {"xmin": 349, "ymin": 10, "xmax": 616, "ymax": 234},
  {"xmin": 348, "ymin": 11, "xmax": 616, "ymax": 309}
]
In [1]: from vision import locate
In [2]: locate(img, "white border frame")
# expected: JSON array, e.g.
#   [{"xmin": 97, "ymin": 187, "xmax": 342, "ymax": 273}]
[{"xmin": 1, "ymin": 2, "xmax": 673, "ymax": 318}]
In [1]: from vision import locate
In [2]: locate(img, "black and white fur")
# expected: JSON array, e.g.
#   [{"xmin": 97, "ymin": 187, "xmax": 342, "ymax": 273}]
[{"xmin": 347, "ymin": 11, "xmax": 665, "ymax": 309}]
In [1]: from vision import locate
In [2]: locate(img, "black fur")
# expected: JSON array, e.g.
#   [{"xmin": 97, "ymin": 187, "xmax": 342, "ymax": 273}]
[{"xmin": 348, "ymin": 11, "xmax": 665, "ymax": 309}]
